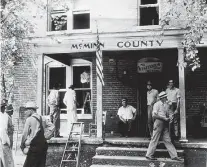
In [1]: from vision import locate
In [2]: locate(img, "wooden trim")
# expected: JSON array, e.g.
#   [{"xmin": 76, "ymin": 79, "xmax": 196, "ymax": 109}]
[{"xmin": 178, "ymin": 48, "xmax": 188, "ymax": 143}]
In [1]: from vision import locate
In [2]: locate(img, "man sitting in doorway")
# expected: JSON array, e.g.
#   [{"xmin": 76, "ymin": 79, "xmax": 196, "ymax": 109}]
[
  {"xmin": 117, "ymin": 98, "xmax": 137, "ymax": 137},
  {"xmin": 147, "ymin": 81, "xmax": 159, "ymax": 140},
  {"xmin": 166, "ymin": 80, "xmax": 181, "ymax": 141}
]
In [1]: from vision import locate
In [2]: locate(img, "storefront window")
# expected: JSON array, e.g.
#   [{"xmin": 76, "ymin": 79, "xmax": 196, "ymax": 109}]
[{"xmin": 73, "ymin": 65, "xmax": 91, "ymax": 114}]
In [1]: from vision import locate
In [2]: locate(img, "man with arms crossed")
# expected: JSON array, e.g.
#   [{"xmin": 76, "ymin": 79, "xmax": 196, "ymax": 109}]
[
  {"xmin": 147, "ymin": 81, "xmax": 158, "ymax": 139},
  {"xmin": 166, "ymin": 80, "xmax": 181, "ymax": 141}
]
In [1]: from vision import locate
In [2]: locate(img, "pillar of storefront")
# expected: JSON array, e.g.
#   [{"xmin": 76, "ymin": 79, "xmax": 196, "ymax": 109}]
[
  {"xmin": 96, "ymin": 77, "xmax": 103, "ymax": 138},
  {"xmin": 178, "ymin": 48, "xmax": 188, "ymax": 142},
  {"xmin": 36, "ymin": 54, "xmax": 44, "ymax": 115}
]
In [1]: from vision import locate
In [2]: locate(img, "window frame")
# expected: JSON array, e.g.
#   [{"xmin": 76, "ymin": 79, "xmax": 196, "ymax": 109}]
[
  {"xmin": 137, "ymin": 0, "xmax": 160, "ymax": 28},
  {"xmin": 71, "ymin": 63, "xmax": 93, "ymax": 119}
]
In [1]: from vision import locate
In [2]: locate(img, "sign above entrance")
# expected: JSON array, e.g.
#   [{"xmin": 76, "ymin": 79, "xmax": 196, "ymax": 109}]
[{"xmin": 137, "ymin": 57, "xmax": 163, "ymax": 73}]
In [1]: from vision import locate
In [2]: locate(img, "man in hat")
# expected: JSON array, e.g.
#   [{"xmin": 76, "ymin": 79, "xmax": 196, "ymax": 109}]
[
  {"xmin": 145, "ymin": 92, "xmax": 182, "ymax": 161},
  {"xmin": 117, "ymin": 98, "xmax": 137, "ymax": 137},
  {"xmin": 47, "ymin": 83, "xmax": 61, "ymax": 137},
  {"xmin": 21, "ymin": 101, "xmax": 48, "ymax": 167},
  {"xmin": 0, "ymin": 99, "xmax": 14, "ymax": 167},
  {"xmin": 63, "ymin": 85, "xmax": 78, "ymax": 132},
  {"xmin": 5, "ymin": 104, "xmax": 14, "ymax": 148},
  {"xmin": 147, "ymin": 81, "xmax": 159, "ymax": 139},
  {"xmin": 166, "ymin": 80, "xmax": 181, "ymax": 140}
]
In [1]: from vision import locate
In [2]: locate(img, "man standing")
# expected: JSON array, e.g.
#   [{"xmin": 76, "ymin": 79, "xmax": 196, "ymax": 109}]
[
  {"xmin": 0, "ymin": 99, "xmax": 14, "ymax": 167},
  {"xmin": 145, "ymin": 92, "xmax": 182, "ymax": 161},
  {"xmin": 166, "ymin": 80, "xmax": 181, "ymax": 140},
  {"xmin": 63, "ymin": 85, "xmax": 78, "ymax": 132},
  {"xmin": 117, "ymin": 98, "xmax": 137, "ymax": 137},
  {"xmin": 21, "ymin": 101, "xmax": 48, "ymax": 167},
  {"xmin": 147, "ymin": 81, "xmax": 159, "ymax": 139},
  {"xmin": 47, "ymin": 83, "xmax": 61, "ymax": 137},
  {"xmin": 5, "ymin": 105, "xmax": 14, "ymax": 149}
]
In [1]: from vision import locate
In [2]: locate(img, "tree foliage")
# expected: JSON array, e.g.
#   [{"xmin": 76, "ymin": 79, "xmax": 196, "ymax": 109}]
[{"xmin": 160, "ymin": 0, "xmax": 207, "ymax": 71}]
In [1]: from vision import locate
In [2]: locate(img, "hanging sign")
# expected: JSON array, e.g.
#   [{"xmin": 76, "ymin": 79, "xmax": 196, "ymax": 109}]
[{"xmin": 137, "ymin": 57, "xmax": 163, "ymax": 73}]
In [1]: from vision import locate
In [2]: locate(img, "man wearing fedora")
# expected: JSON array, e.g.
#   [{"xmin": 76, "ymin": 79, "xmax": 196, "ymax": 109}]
[
  {"xmin": 21, "ymin": 101, "xmax": 48, "ymax": 167},
  {"xmin": 145, "ymin": 92, "xmax": 182, "ymax": 161},
  {"xmin": 147, "ymin": 81, "xmax": 159, "ymax": 139},
  {"xmin": 166, "ymin": 80, "xmax": 181, "ymax": 141}
]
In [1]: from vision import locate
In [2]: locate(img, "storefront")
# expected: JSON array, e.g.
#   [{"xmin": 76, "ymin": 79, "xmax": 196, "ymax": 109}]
[{"xmin": 35, "ymin": 32, "xmax": 207, "ymax": 141}]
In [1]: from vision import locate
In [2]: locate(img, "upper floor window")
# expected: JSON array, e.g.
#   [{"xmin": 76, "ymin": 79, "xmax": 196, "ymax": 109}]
[
  {"xmin": 73, "ymin": 11, "xmax": 90, "ymax": 30},
  {"xmin": 50, "ymin": 10, "xmax": 67, "ymax": 31},
  {"xmin": 139, "ymin": 0, "xmax": 159, "ymax": 26}
]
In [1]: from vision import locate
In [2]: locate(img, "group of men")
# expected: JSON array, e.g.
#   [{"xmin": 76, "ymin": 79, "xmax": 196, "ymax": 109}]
[{"xmin": 117, "ymin": 79, "xmax": 182, "ymax": 161}]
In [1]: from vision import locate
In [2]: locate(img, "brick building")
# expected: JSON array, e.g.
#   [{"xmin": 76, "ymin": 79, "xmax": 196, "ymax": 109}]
[{"xmin": 13, "ymin": 0, "xmax": 207, "ymax": 142}]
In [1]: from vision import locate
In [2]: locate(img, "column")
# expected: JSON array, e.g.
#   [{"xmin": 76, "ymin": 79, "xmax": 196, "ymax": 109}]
[
  {"xmin": 96, "ymin": 77, "xmax": 103, "ymax": 138},
  {"xmin": 178, "ymin": 48, "xmax": 188, "ymax": 142},
  {"xmin": 36, "ymin": 54, "xmax": 44, "ymax": 115}
]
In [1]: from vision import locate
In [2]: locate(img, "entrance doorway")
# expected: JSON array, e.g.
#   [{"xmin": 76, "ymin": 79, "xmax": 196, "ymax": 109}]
[{"xmin": 135, "ymin": 49, "xmax": 179, "ymax": 137}]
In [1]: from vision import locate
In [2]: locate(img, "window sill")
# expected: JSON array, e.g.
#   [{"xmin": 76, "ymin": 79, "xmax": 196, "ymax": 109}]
[
  {"xmin": 60, "ymin": 113, "xmax": 93, "ymax": 119},
  {"xmin": 136, "ymin": 25, "xmax": 162, "ymax": 31},
  {"xmin": 46, "ymin": 29, "xmax": 92, "ymax": 36}
]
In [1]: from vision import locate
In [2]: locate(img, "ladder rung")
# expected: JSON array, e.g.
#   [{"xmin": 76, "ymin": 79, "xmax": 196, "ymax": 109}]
[
  {"xmin": 70, "ymin": 131, "xmax": 81, "ymax": 134},
  {"xmin": 66, "ymin": 146, "xmax": 78, "ymax": 149},
  {"xmin": 62, "ymin": 160, "xmax": 77, "ymax": 162}
]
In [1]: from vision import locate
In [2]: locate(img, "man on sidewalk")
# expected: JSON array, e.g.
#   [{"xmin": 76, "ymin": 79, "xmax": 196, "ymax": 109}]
[
  {"xmin": 145, "ymin": 92, "xmax": 182, "ymax": 161},
  {"xmin": 20, "ymin": 102, "xmax": 48, "ymax": 167},
  {"xmin": 147, "ymin": 81, "xmax": 159, "ymax": 139}
]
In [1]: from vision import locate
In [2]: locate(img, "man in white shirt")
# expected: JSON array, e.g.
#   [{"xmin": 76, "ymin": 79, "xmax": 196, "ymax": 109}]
[
  {"xmin": 146, "ymin": 92, "xmax": 182, "ymax": 161},
  {"xmin": 147, "ymin": 81, "xmax": 159, "ymax": 139},
  {"xmin": 47, "ymin": 83, "xmax": 61, "ymax": 137},
  {"xmin": 166, "ymin": 80, "xmax": 181, "ymax": 140},
  {"xmin": 117, "ymin": 98, "xmax": 137, "ymax": 137}
]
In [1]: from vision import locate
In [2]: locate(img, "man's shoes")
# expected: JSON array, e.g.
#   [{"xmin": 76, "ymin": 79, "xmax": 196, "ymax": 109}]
[
  {"xmin": 145, "ymin": 156, "xmax": 157, "ymax": 160},
  {"xmin": 171, "ymin": 157, "xmax": 182, "ymax": 161}
]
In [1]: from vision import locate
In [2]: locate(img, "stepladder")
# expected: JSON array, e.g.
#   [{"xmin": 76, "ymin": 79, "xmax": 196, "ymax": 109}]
[{"xmin": 60, "ymin": 122, "xmax": 84, "ymax": 167}]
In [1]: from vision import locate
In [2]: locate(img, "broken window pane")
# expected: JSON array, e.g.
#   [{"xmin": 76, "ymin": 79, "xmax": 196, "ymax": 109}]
[
  {"xmin": 73, "ymin": 13, "xmax": 90, "ymax": 29},
  {"xmin": 140, "ymin": 7, "xmax": 159, "ymax": 26},
  {"xmin": 51, "ymin": 13, "xmax": 67, "ymax": 31}
]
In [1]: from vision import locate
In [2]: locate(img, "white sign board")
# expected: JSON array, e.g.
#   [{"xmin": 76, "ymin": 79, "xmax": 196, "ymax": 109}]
[{"xmin": 137, "ymin": 62, "xmax": 163, "ymax": 73}]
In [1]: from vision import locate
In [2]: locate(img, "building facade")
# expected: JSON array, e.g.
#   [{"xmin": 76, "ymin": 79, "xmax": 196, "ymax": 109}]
[{"xmin": 13, "ymin": 0, "xmax": 207, "ymax": 141}]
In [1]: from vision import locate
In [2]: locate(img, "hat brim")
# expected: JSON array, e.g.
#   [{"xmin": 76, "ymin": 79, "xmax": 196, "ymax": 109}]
[{"xmin": 159, "ymin": 95, "xmax": 167, "ymax": 99}]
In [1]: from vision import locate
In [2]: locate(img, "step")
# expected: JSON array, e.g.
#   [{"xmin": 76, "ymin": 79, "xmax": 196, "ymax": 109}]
[
  {"xmin": 91, "ymin": 165, "xmax": 144, "ymax": 167},
  {"xmin": 96, "ymin": 147, "xmax": 184, "ymax": 158},
  {"xmin": 92, "ymin": 155, "xmax": 184, "ymax": 167}
]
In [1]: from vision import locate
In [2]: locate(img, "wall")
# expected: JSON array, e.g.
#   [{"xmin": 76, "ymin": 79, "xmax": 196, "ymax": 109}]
[{"xmin": 186, "ymin": 48, "xmax": 207, "ymax": 138}]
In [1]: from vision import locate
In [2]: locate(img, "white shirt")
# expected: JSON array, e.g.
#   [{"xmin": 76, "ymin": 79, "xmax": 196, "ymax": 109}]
[
  {"xmin": 166, "ymin": 87, "xmax": 180, "ymax": 103},
  {"xmin": 152, "ymin": 100, "xmax": 173, "ymax": 118},
  {"xmin": 147, "ymin": 89, "xmax": 159, "ymax": 105},
  {"xmin": 63, "ymin": 89, "xmax": 76, "ymax": 110},
  {"xmin": 117, "ymin": 105, "xmax": 136, "ymax": 120},
  {"xmin": 47, "ymin": 89, "xmax": 59, "ymax": 106},
  {"xmin": 0, "ymin": 112, "xmax": 10, "ymax": 145}
]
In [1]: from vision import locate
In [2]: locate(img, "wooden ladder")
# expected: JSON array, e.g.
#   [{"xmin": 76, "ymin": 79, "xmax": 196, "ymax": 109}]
[{"xmin": 60, "ymin": 122, "xmax": 84, "ymax": 167}]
